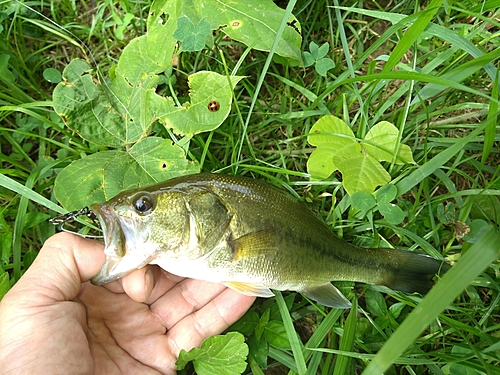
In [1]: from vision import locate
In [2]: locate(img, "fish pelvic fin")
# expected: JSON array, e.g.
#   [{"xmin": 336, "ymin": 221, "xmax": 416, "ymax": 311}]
[
  {"xmin": 224, "ymin": 281, "xmax": 275, "ymax": 298},
  {"xmin": 301, "ymin": 284, "xmax": 352, "ymax": 309}
]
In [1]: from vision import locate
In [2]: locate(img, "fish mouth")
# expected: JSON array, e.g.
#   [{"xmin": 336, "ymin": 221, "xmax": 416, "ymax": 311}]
[{"xmin": 90, "ymin": 203, "xmax": 154, "ymax": 285}]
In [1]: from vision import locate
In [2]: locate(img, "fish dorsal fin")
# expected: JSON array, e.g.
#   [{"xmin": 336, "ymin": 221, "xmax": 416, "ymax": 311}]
[
  {"xmin": 224, "ymin": 281, "xmax": 275, "ymax": 298},
  {"xmin": 228, "ymin": 228, "xmax": 278, "ymax": 260},
  {"xmin": 301, "ymin": 284, "xmax": 352, "ymax": 309}
]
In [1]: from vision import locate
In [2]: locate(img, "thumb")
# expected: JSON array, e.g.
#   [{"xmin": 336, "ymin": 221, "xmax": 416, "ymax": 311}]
[{"xmin": 7, "ymin": 232, "xmax": 105, "ymax": 304}]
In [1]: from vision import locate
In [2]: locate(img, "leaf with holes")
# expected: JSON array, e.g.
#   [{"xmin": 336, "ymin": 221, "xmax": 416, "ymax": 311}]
[
  {"xmin": 157, "ymin": 72, "xmax": 243, "ymax": 136},
  {"xmin": 151, "ymin": 0, "xmax": 302, "ymax": 63},
  {"xmin": 53, "ymin": 137, "xmax": 199, "ymax": 210}
]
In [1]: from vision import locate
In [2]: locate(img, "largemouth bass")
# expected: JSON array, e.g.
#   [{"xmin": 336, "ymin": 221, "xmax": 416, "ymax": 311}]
[{"xmin": 90, "ymin": 173, "xmax": 448, "ymax": 308}]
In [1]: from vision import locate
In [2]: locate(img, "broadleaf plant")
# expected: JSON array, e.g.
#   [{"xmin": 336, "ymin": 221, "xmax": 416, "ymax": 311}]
[
  {"xmin": 307, "ymin": 115, "xmax": 414, "ymax": 195},
  {"xmin": 52, "ymin": 0, "xmax": 302, "ymax": 210},
  {"xmin": 176, "ymin": 332, "xmax": 249, "ymax": 375}
]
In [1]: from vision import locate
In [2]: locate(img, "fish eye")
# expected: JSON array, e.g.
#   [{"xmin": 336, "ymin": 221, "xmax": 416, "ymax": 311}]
[{"xmin": 132, "ymin": 193, "xmax": 155, "ymax": 215}]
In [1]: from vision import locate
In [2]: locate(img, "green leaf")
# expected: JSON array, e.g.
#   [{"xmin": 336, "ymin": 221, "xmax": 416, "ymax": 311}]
[
  {"xmin": 229, "ymin": 310, "xmax": 260, "ymax": 335},
  {"xmin": 174, "ymin": 16, "xmax": 211, "ymax": 52},
  {"xmin": 263, "ymin": 320, "xmax": 291, "ymax": 350},
  {"xmin": 362, "ymin": 121, "xmax": 414, "ymax": 164},
  {"xmin": 248, "ymin": 333, "xmax": 269, "ymax": 369},
  {"xmin": 307, "ymin": 115, "xmax": 359, "ymax": 178},
  {"xmin": 333, "ymin": 299, "xmax": 357, "ymax": 375},
  {"xmin": 255, "ymin": 308, "xmax": 270, "ymax": 341},
  {"xmin": 42, "ymin": 68, "xmax": 62, "ymax": 83},
  {"xmin": 54, "ymin": 138, "xmax": 199, "ymax": 210},
  {"xmin": 378, "ymin": 202, "xmax": 406, "ymax": 225},
  {"xmin": 317, "ymin": 42, "xmax": 330, "ymax": 59},
  {"xmin": 351, "ymin": 191, "xmax": 377, "ymax": 211},
  {"xmin": 303, "ymin": 42, "xmax": 335, "ymax": 76},
  {"xmin": 0, "ymin": 272, "xmax": 9, "ymax": 301},
  {"xmin": 302, "ymin": 51, "xmax": 315, "ymax": 67},
  {"xmin": 334, "ymin": 154, "xmax": 391, "ymax": 195},
  {"xmin": 315, "ymin": 58, "xmax": 335, "ymax": 77},
  {"xmin": 158, "ymin": 72, "xmax": 244, "ymax": 136},
  {"xmin": 176, "ymin": 332, "xmax": 249, "ymax": 375},
  {"xmin": 53, "ymin": 60, "xmax": 242, "ymax": 145},
  {"xmin": 151, "ymin": 0, "xmax": 302, "ymax": 64},
  {"xmin": 0, "ymin": 54, "xmax": 15, "ymax": 82},
  {"xmin": 375, "ymin": 184, "xmax": 398, "ymax": 204},
  {"xmin": 366, "ymin": 289, "xmax": 388, "ymax": 317}
]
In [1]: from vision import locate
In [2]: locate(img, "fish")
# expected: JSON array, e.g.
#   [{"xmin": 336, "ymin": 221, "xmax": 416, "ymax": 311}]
[{"xmin": 90, "ymin": 173, "xmax": 449, "ymax": 308}]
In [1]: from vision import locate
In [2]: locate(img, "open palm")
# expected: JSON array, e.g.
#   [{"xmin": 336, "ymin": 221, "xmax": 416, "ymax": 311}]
[{"xmin": 0, "ymin": 233, "xmax": 255, "ymax": 375}]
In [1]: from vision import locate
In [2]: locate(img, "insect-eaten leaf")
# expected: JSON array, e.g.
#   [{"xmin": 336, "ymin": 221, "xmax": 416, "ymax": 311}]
[
  {"xmin": 53, "ymin": 137, "xmax": 200, "ymax": 210},
  {"xmin": 158, "ymin": 71, "xmax": 243, "ymax": 136},
  {"xmin": 53, "ymin": 59, "xmax": 161, "ymax": 147},
  {"xmin": 176, "ymin": 332, "xmax": 249, "ymax": 375}
]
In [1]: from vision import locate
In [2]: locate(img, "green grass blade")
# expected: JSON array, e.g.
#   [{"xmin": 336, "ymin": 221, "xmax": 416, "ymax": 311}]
[
  {"xmin": 382, "ymin": 0, "xmax": 444, "ymax": 73},
  {"xmin": 481, "ymin": 71, "xmax": 499, "ymax": 164},
  {"xmin": 235, "ymin": 0, "xmax": 298, "ymax": 169},
  {"xmin": 0, "ymin": 174, "xmax": 66, "ymax": 214},
  {"xmin": 333, "ymin": 299, "xmax": 357, "ymax": 375},
  {"xmin": 395, "ymin": 117, "xmax": 490, "ymax": 196},
  {"xmin": 362, "ymin": 225, "xmax": 500, "ymax": 375},
  {"xmin": 275, "ymin": 290, "xmax": 307, "ymax": 375}
]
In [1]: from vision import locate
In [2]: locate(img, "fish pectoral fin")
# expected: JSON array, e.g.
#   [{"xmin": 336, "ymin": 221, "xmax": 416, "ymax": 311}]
[
  {"xmin": 301, "ymin": 284, "xmax": 352, "ymax": 309},
  {"xmin": 224, "ymin": 281, "xmax": 275, "ymax": 298},
  {"xmin": 228, "ymin": 228, "xmax": 278, "ymax": 260}
]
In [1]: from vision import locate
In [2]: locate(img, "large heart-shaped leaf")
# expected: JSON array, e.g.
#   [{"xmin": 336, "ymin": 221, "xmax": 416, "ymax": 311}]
[{"xmin": 54, "ymin": 137, "xmax": 199, "ymax": 210}]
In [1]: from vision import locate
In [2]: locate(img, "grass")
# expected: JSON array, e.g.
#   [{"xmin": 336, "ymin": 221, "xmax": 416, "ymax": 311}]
[{"xmin": 1, "ymin": 0, "xmax": 500, "ymax": 374}]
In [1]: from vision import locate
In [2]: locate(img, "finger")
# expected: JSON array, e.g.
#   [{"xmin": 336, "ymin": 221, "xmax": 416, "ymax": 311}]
[
  {"xmin": 149, "ymin": 278, "xmax": 228, "ymax": 329},
  {"xmin": 4, "ymin": 232, "xmax": 105, "ymax": 304},
  {"xmin": 165, "ymin": 289, "xmax": 255, "ymax": 354},
  {"xmin": 119, "ymin": 265, "xmax": 157, "ymax": 303}
]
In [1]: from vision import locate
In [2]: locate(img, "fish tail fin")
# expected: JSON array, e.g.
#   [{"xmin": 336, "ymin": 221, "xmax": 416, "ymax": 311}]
[{"xmin": 384, "ymin": 252, "xmax": 450, "ymax": 294}]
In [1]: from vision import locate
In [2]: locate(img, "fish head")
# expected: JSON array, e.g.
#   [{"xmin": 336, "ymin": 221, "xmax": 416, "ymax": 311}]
[{"xmin": 90, "ymin": 188, "xmax": 189, "ymax": 285}]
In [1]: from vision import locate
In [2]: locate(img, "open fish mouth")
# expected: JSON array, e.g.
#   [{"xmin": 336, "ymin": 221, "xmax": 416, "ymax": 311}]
[
  {"xmin": 90, "ymin": 203, "xmax": 155, "ymax": 285},
  {"xmin": 90, "ymin": 203, "xmax": 127, "ymax": 285}
]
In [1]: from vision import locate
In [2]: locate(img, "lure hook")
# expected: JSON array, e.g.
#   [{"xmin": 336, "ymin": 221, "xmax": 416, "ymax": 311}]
[{"xmin": 49, "ymin": 207, "xmax": 103, "ymax": 239}]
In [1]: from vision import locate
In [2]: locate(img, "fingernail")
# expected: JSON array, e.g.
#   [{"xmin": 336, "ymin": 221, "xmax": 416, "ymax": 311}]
[{"xmin": 145, "ymin": 269, "xmax": 154, "ymax": 301}]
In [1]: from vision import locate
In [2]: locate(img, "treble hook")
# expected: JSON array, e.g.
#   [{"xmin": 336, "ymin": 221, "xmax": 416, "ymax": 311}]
[{"xmin": 49, "ymin": 207, "xmax": 103, "ymax": 239}]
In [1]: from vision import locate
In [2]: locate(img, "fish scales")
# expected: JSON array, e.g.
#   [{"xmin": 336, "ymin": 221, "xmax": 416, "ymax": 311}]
[{"xmin": 90, "ymin": 173, "xmax": 449, "ymax": 308}]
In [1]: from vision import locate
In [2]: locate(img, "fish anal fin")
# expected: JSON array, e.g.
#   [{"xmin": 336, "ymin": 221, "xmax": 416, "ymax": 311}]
[
  {"xmin": 224, "ymin": 281, "xmax": 275, "ymax": 298},
  {"xmin": 301, "ymin": 284, "xmax": 352, "ymax": 309},
  {"xmin": 229, "ymin": 228, "xmax": 278, "ymax": 260}
]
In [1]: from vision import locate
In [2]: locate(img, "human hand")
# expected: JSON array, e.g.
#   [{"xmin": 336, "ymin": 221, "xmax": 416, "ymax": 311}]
[{"xmin": 0, "ymin": 232, "xmax": 256, "ymax": 375}]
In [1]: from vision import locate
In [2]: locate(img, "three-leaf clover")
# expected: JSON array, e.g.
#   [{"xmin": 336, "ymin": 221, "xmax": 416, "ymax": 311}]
[
  {"xmin": 351, "ymin": 184, "xmax": 406, "ymax": 225},
  {"xmin": 302, "ymin": 41, "xmax": 335, "ymax": 76},
  {"xmin": 173, "ymin": 16, "xmax": 212, "ymax": 52}
]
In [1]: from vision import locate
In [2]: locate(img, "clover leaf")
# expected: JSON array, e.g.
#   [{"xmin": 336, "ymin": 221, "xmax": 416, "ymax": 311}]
[{"xmin": 303, "ymin": 41, "xmax": 335, "ymax": 76}]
